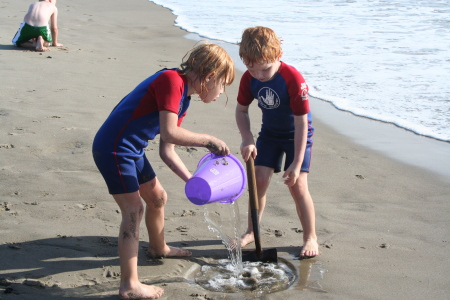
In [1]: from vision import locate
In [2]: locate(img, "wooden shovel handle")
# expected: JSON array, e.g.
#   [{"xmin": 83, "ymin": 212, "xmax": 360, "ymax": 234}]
[
  {"xmin": 246, "ymin": 156, "xmax": 259, "ymax": 211},
  {"xmin": 246, "ymin": 156, "xmax": 262, "ymax": 254}
]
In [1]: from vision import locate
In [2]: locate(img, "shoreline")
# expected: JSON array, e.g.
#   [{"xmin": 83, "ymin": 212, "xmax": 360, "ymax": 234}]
[
  {"xmin": 310, "ymin": 98, "xmax": 450, "ymax": 181},
  {"xmin": 1, "ymin": 1, "xmax": 449, "ymax": 299}
]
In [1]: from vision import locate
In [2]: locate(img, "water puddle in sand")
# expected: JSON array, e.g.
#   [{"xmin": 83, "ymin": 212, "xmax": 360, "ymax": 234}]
[
  {"xmin": 195, "ymin": 201, "xmax": 326, "ymax": 296},
  {"xmin": 195, "ymin": 257, "xmax": 296, "ymax": 296},
  {"xmin": 291, "ymin": 258, "xmax": 327, "ymax": 292}
]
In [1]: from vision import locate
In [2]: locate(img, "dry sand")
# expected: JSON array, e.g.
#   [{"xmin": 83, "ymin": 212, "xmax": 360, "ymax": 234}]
[{"xmin": 1, "ymin": 0, "xmax": 449, "ymax": 299}]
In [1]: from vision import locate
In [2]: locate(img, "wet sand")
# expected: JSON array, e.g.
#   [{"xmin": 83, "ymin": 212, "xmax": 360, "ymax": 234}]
[{"xmin": 1, "ymin": 0, "xmax": 449, "ymax": 299}]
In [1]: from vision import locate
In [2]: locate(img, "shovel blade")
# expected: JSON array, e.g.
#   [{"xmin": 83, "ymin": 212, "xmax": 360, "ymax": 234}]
[{"xmin": 242, "ymin": 248, "xmax": 278, "ymax": 263}]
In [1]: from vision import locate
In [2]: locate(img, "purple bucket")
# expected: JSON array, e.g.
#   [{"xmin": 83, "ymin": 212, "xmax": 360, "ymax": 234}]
[{"xmin": 185, "ymin": 153, "xmax": 247, "ymax": 205}]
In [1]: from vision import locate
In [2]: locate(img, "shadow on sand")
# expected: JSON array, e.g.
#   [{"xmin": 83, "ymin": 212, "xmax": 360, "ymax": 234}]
[{"xmin": 0, "ymin": 235, "xmax": 229, "ymax": 299}]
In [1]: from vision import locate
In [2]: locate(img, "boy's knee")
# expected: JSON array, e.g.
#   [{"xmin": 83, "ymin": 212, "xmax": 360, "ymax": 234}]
[
  {"xmin": 151, "ymin": 195, "xmax": 167, "ymax": 209},
  {"xmin": 145, "ymin": 189, "xmax": 167, "ymax": 209},
  {"xmin": 292, "ymin": 180, "xmax": 309, "ymax": 195},
  {"xmin": 122, "ymin": 201, "xmax": 145, "ymax": 220},
  {"xmin": 255, "ymin": 176, "xmax": 270, "ymax": 188}
]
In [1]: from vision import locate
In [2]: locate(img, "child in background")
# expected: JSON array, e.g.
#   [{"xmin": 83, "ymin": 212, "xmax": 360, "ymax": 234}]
[
  {"xmin": 12, "ymin": 0, "xmax": 63, "ymax": 52},
  {"xmin": 235, "ymin": 26, "xmax": 319, "ymax": 258},
  {"xmin": 92, "ymin": 42, "xmax": 234, "ymax": 299}
]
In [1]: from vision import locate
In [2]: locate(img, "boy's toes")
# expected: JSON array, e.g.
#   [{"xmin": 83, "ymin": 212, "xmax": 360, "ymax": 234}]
[{"xmin": 300, "ymin": 238, "xmax": 319, "ymax": 258}]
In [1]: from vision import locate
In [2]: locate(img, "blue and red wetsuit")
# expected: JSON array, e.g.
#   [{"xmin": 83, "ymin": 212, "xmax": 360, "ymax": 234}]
[
  {"xmin": 92, "ymin": 69, "xmax": 191, "ymax": 194},
  {"xmin": 237, "ymin": 61, "xmax": 314, "ymax": 173}
]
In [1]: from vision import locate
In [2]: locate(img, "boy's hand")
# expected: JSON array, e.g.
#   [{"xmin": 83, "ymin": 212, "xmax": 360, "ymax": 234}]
[
  {"xmin": 240, "ymin": 142, "xmax": 257, "ymax": 162},
  {"xmin": 282, "ymin": 166, "xmax": 300, "ymax": 187},
  {"xmin": 206, "ymin": 138, "xmax": 230, "ymax": 156}
]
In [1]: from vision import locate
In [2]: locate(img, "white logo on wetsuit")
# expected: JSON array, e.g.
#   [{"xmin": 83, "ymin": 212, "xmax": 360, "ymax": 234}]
[
  {"xmin": 258, "ymin": 87, "xmax": 280, "ymax": 109},
  {"xmin": 300, "ymin": 82, "xmax": 309, "ymax": 101}
]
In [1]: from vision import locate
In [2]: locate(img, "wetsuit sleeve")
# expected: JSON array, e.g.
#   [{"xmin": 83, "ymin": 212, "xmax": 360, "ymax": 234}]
[
  {"xmin": 177, "ymin": 112, "xmax": 186, "ymax": 126},
  {"xmin": 153, "ymin": 71, "xmax": 185, "ymax": 114},
  {"xmin": 237, "ymin": 71, "xmax": 255, "ymax": 106},
  {"xmin": 283, "ymin": 65, "xmax": 310, "ymax": 116}
]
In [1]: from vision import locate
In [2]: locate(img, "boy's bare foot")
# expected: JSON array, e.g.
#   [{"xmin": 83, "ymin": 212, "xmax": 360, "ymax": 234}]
[
  {"xmin": 35, "ymin": 36, "xmax": 49, "ymax": 52},
  {"xmin": 119, "ymin": 282, "xmax": 164, "ymax": 299},
  {"xmin": 300, "ymin": 238, "xmax": 319, "ymax": 258},
  {"xmin": 240, "ymin": 231, "xmax": 255, "ymax": 248},
  {"xmin": 148, "ymin": 246, "xmax": 192, "ymax": 258},
  {"xmin": 35, "ymin": 47, "xmax": 50, "ymax": 52}
]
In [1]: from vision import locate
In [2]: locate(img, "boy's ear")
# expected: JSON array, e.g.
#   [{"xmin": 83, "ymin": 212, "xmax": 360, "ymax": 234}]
[{"xmin": 206, "ymin": 72, "xmax": 216, "ymax": 82}]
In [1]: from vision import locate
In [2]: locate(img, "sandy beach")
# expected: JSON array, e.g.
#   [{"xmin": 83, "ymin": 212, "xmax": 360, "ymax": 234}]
[{"xmin": 1, "ymin": 0, "xmax": 449, "ymax": 299}]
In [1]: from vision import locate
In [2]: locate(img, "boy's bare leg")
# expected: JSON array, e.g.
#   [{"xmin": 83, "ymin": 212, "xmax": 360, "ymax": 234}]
[
  {"xmin": 241, "ymin": 166, "xmax": 273, "ymax": 247},
  {"xmin": 139, "ymin": 179, "xmax": 192, "ymax": 258},
  {"xmin": 289, "ymin": 172, "xmax": 319, "ymax": 257},
  {"xmin": 113, "ymin": 192, "xmax": 164, "ymax": 299},
  {"xmin": 16, "ymin": 39, "xmax": 37, "ymax": 50},
  {"xmin": 35, "ymin": 36, "xmax": 50, "ymax": 52}
]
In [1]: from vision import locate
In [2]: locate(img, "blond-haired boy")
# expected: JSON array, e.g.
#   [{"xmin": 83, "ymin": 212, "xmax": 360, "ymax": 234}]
[{"xmin": 236, "ymin": 26, "xmax": 319, "ymax": 258}]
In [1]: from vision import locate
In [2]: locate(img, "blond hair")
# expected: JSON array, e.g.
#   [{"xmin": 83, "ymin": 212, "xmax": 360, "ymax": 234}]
[
  {"xmin": 239, "ymin": 26, "xmax": 282, "ymax": 65},
  {"xmin": 180, "ymin": 42, "xmax": 235, "ymax": 95}
]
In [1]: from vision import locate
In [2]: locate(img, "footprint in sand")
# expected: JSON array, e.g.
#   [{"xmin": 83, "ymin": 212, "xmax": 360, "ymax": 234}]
[
  {"xmin": 176, "ymin": 227, "xmax": 189, "ymax": 236},
  {"xmin": 1, "ymin": 202, "xmax": 12, "ymax": 211},
  {"xmin": 181, "ymin": 209, "xmax": 196, "ymax": 217},
  {"xmin": 378, "ymin": 243, "xmax": 390, "ymax": 249},
  {"xmin": 176, "ymin": 226, "xmax": 189, "ymax": 233},
  {"xmin": 102, "ymin": 266, "xmax": 120, "ymax": 278},
  {"xmin": 7, "ymin": 242, "xmax": 22, "ymax": 250},
  {"xmin": 0, "ymin": 144, "xmax": 14, "ymax": 149},
  {"xmin": 274, "ymin": 230, "xmax": 285, "ymax": 237},
  {"xmin": 99, "ymin": 237, "xmax": 117, "ymax": 247},
  {"xmin": 76, "ymin": 203, "xmax": 96, "ymax": 210},
  {"xmin": 290, "ymin": 227, "xmax": 303, "ymax": 233},
  {"xmin": 23, "ymin": 279, "xmax": 46, "ymax": 288},
  {"xmin": 175, "ymin": 145, "xmax": 198, "ymax": 153},
  {"xmin": 321, "ymin": 242, "xmax": 332, "ymax": 249},
  {"xmin": 7, "ymin": 127, "xmax": 35, "ymax": 136}
]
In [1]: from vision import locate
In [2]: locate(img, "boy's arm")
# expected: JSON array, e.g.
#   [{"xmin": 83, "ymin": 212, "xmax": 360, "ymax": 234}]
[
  {"xmin": 235, "ymin": 103, "xmax": 256, "ymax": 162},
  {"xmin": 159, "ymin": 138, "xmax": 191, "ymax": 182},
  {"xmin": 283, "ymin": 113, "xmax": 308, "ymax": 187},
  {"xmin": 49, "ymin": 7, "xmax": 62, "ymax": 46},
  {"xmin": 159, "ymin": 110, "xmax": 229, "ymax": 156}
]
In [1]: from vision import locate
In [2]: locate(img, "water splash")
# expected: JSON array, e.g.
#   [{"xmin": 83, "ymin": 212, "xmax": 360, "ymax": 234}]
[{"xmin": 203, "ymin": 201, "xmax": 243, "ymax": 273}]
